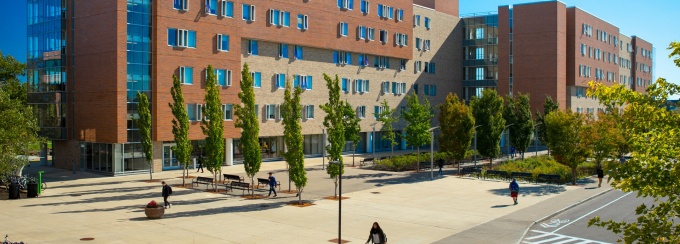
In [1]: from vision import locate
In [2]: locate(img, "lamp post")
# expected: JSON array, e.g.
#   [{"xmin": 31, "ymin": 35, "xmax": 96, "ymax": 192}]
[
  {"xmin": 370, "ymin": 123, "xmax": 378, "ymax": 159},
  {"xmin": 428, "ymin": 126, "xmax": 439, "ymax": 180},
  {"xmin": 328, "ymin": 161, "xmax": 342, "ymax": 244},
  {"xmin": 473, "ymin": 125, "xmax": 482, "ymax": 167},
  {"xmin": 504, "ymin": 123, "xmax": 515, "ymax": 160},
  {"xmin": 319, "ymin": 125, "xmax": 326, "ymax": 170}
]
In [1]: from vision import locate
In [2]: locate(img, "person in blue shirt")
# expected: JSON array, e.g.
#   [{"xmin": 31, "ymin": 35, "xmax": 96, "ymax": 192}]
[
  {"xmin": 267, "ymin": 172, "xmax": 277, "ymax": 197},
  {"xmin": 509, "ymin": 179, "xmax": 519, "ymax": 205}
]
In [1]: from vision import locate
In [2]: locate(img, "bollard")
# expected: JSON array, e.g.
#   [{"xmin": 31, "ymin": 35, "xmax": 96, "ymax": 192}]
[
  {"xmin": 38, "ymin": 171, "xmax": 44, "ymax": 194},
  {"xmin": 72, "ymin": 162, "xmax": 76, "ymax": 174}
]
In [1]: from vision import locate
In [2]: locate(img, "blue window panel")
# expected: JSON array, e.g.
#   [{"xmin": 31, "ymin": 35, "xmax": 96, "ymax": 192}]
[
  {"xmin": 345, "ymin": 52, "xmax": 351, "ymax": 65},
  {"xmin": 337, "ymin": 0, "xmax": 343, "ymax": 8},
  {"xmin": 374, "ymin": 56, "xmax": 379, "ymax": 67},
  {"xmin": 242, "ymin": 4, "xmax": 250, "ymax": 20},
  {"xmin": 349, "ymin": 0, "xmax": 354, "ymax": 10},
  {"xmin": 188, "ymin": 104, "xmax": 197, "ymax": 121},
  {"xmin": 273, "ymin": 10, "xmax": 280, "ymax": 25},
  {"xmin": 249, "ymin": 40, "xmax": 259, "ymax": 55},
  {"xmin": 280, "ymin": 44, "xmax": 289, "ymax": 58},
  {"xmin": 361, "ymin": 0, "xmax": 367, "ymax": 13},
  {"xmin": 294, "ymin": 75, "xmax": 300, "ymax": 88},
  {"xmin": 342, "ymin": 78, "xmax": 348, "ymax": 92},
  {"xmin": 185, "ymin": 67, "xmax": 194, "ymax": 84},
  {"xmin": 358, "ymin": 54, "xmax": 363, "ymax": 65},
  {"xmin": 174, "ymin": 0, "xmax": 182, "ymax": 9},
  {"xmin": 333, "ymin": 51, "xmax": 339, "ymax": 64},
  {"xmin": 253, "ymin": 72, "xmax": 262, "ymax": 87},
  {"xmin": 220, "ymin": 35, "xmax": 229, "ymax": 51},
  {"xmin": 276, "ymin": 74, "xmax": 285, "ymax": 88},
  {"xmin": 377, "ymin": 4, "xmax": 383, "ymax": 17},
  {"xmin": 217, "ymin": 69, "xmax": 226, "ymax": 86},
  {"xmin": 295, "ymin": 45, "xmax": 303, "ymax": 60},
  {"xmin": 306, "ymin": 76, "xmax": 313, "ymax": 90},
  {"xmin": 392, "ymin": 82, "xmax": 396, "ymax": 94},
  {"xmin": 297, "ymin": 14, "xmax": 303, "ymax": 29},
  {"xmin": 374, "ymin": 106, "xmax": 379, "ymax": 118},
  {"xmin": 206, "ymin": 0, "xmax": 217, "ymax": 15},
  {"xmin": 224, "ymin": 1, "xmax": 234, "ymax": 17},
  {"xmin": 283, "ymin": 12, "xmax": 290, "ymax": 26},
  {"xmin": 359, "ymin": 26, "xmax": 366, "ymax": 39},
  {"xmin": 388, "ymin": 7, "xmax": 394, "ymax": 19},
  {"xmin": 357, "ymin": 79, "xmax": 363, "ymax": 91},
  {"xmin": 168, "ymin": 28, "xmax": 177, "ymax": 46},
  {"xmin": 188, "ymin": 31, "xmax": 196, "ymax": 48}
]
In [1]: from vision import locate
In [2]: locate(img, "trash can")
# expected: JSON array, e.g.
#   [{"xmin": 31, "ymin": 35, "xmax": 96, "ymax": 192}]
[
  {"xmin": 9, "ymin": 183, "xmax": 20, "ymax": 199},
  {"xmin": 27, "ymin": 182, "xmax": 38, "ymax": 198}
]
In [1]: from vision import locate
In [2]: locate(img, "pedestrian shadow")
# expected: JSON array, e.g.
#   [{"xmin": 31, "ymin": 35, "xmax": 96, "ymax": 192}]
[
  {"xmin": 491, "ymin": 204, "xmax": 510, "ymax": 208},
  {"xmin": 487, "ymin": 185, "xmax": 566, "ymax": 197}
]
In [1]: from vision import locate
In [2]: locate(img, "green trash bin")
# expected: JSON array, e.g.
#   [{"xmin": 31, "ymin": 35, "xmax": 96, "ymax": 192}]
[{"xmin": 38, "ymin": 171, "xmax": 45, "ymax": 194}]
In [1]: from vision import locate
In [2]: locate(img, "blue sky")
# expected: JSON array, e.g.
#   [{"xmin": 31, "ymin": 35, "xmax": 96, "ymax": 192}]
[{"xmin": 1, "ymin": 0, "xmax": 678, "ymax": 93}]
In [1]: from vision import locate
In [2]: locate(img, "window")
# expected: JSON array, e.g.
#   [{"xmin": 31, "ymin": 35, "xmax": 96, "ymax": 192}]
[
  {"xmin": 379, "ymin": 30, "xmax": 388, "ymax": 44},
  {"xmin": 242, "ymin": 4, "xmax": 256, "ymax": 21},
  {"xmin": 294, "ymin": 45, "xmax": 303, "ymax": 60},
  {"xmin": 357, "ymin": 106, "xmax": 366, "ymax": 118},
  {"xmin": 415, "ymin": 38, "xmax": 422, "ymax": 50},
  {"xmin": 361, "ymin": 0, "xmax": 370, "ymax": 14},
  {"xmin": 247, "ymin": 40, "xmax": 258, "ymax": 55},
  {"xmin": 425, "ymin": 62, "xmax": 435, "ymax": 74},
  {"xmin": 400, "ymin": 59, "xmax": 406, "ymax": 71},
  {"xmin": 221, "ymin": 0, "xmax": 233, "ymax": 17},
  {"xmin": 187, "ymin": 104, "xmax": 197, "ymax": 121},
  {"xmin": 342, "ymin": 78, "xmax": 350, "ymax": 93},
  {"xmin": 392, "ymin": 82, "xmax": 406, "ymax": 95},
  {"xmin": 215, "ymin": 69, "xmax": 231, "ymax": 86},
  {"xmin": 396, "ymin": 9, "xmax": 404, "ymax": 21},
  {"xmin": 413, "ymin": 84, "xmax": 418, "ymax": 94},
  {"xmin": 269, "ymin": 9, "xmax": 290, "ymax": 27},
  {"xmin": 354, "ymin": 79, "xmax": 370, "ymax": 93},
  {"xmin": 414, "ymin": 15, "xmax": 421, "ymax": 26},
  {"xmin": 217, "ymin": 34, "xmax": 229, "ymax": 52},
  {"xmin": 580, "ymin": 43, "xmax": 586, "ymax": 56},
  {"xmin": 333, "ymin": 51, "xmax": 352, "ymax": 65},
  {"xmin": 475, "ymin": 47, "xmax": 484, "ymax": 59},
  {"xmin": 250, "ymin": 72, "xmax": 261, "ymax": 87},
  {"xmin": 475, "ymin": 67, "xmax": 484, "ymax": 80},
  {"xmin": 304, "ymin": 105, "xmax": 314, "ymax": 119},
  {"xmin": 367, "ymin": 28, "xmax": 375, "ymax": 41},
  {"xmin": 424, "ymin": 17, "xmax": 431, "ymax": 29},
  {"xmin": 205, "ymin": 0, "xmax": 217, "ymax": 15},
  {"xmin": 278, "ymin": 43, "xmax": 289, "ymax": 58},
  {"xmin": 374, "ymin": 56, "xmax": 389, "ymax": 69},
  {"xmin": 358, "ymin": 25, "xmax": 367, "ymax": 40},
  {"xmin": 423, "ymin": 84, "xmax": 437, "ymax": 96},
  {"xmin": 358, "ymin": 54, "xmax": 369, "ymax": 66},
  {"xmin": 374, "ymin": 106, "xmax": 385, "ymax": 119},
  {"xmin": 197, "ymin": 104, "xmax": 203, "ymax": 121},
  {"xmin": 423, "ymin": 40, "xmax": 430, "ymax": 51},
  {"xmin": 174, "ymin": 0, "xmax": 188, "ymax": 11},
  {"xmin": 297, "ymin": 14, "xmax": 309, "ymax": 30},
  {"xmin": 254, "ymin": 104, "xmax": 259, "ymax": 118},
  {"xmin": 414, "ymin": 61, "xmax": 422, "ymax": 73},
  {"xmin": 294, "ymin": 75, "xmax": 313, "ymax": 90},
  {"xmin": 382, "ymin": 81, "xmax": 390, "ymax": 94},
  {"xmin": 275, "ymin": 73, "xmax": 286, "ymax": 89},
  {"xmin": 339, "ymin": 22, "xmax": 349, "ymax": 36},
  {"xmin": 266, "ymin": 104, "xmax": 277, "ymax": 120},
  {"xmin": 221, "ymin": 104, "xmax": 233, "ymax": 120},
  {"xmin": 475, "ymin": 27, "xmax": 484, "ymax": 39},
  {"xmin": 179, "ymin": 66, "xmax": 193, "ymax": 84},
  {"xmin": 395, "ymin": 33, "xmax": 408, "ymax": 46},
  {"xmin": 338, "ymin": 0, "xmax": 354, "ymax": 10},
  {"xmin": 168, "ymin": 28, "xmax": 196, "ymax": 48}
]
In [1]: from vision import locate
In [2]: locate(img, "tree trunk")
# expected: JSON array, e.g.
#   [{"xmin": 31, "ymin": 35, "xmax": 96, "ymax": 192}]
[
  {"xmin": 297, "ymin": 188, "xmax": 302, "ymax": 205},
  {"xmin": 214, "ymin": 172, "xmax": 218, "ymax": 192},
  {"xmin": 287, "ymin": 163, "xmax": 291, "ymax": 192},
  {"xmin": 571, "ymin": 167, "xmax": 577, "ymax": 185},
  {"xmin": 457, "ymin": 159, "xmax": 461, "ymax": 176},
  {"xmin": 352, "ymin": 145, "xmax": 356, "ymax": 167},
  {"xmin": 251, "ymin": 177, "xmax": 255, "ymax": 197},
  {"xmin": 416, "ymin": 148, "xmax": 420, "ymax": 172},
  {"xmin": 182, "ymin": 166, "xmax": 186, "ymax": 186},
  {"xmin": 334, "ymin": 177, "xmax": 338, "ymax": 198},
  {"xmin": 489, "ymin": 158, "xmax": 494, "ymax": 169}
]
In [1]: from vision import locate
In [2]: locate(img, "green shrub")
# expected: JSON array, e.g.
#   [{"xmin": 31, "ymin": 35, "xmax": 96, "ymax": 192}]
[{"xmin": 496, "ymin": 155, "xmax": 595, "ymax": 182}]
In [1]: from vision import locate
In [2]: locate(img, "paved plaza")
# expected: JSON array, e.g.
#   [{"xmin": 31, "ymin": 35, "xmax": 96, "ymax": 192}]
[{"xmin": 0, "ymin": 153, "xmax": 610, "ymax": 243}]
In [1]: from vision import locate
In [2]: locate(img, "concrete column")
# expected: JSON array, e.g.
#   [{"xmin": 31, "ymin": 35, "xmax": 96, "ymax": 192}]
[
  {"xmin": 366, "ymin": 131, "xmax": 373, "ymax": 153},
  {"xmin": 225, "ymin": 138, "xmax": 233, "ymax": 166},
  {"xmin": 40, "ymin": 143, "xmax": 48, "ymax": 166}
]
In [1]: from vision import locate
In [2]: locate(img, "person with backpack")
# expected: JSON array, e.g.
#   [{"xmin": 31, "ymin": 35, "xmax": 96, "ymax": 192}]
[
  {"xmin": 509, "ymin": 178, "xmax": 519, "ymax": 205},
  {"xmin": 365, "ymin": 222, "xmax": 386, "ymax": 244},
  {"xmin": 196, "ymin": 156, "xmax": 204, "ymax": 173},
  {"xmin": 267, "ymin": 172, "xmax": 277, "ymax": 198},
  {"xmin": 162, "ymin": 181, "xmax": 173, "ymax": 209}
]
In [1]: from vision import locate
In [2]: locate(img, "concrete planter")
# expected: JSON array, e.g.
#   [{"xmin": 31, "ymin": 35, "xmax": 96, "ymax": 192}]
[{"xmin": 144, "ymin": 207, "xmax": 165, "ymax": 219}]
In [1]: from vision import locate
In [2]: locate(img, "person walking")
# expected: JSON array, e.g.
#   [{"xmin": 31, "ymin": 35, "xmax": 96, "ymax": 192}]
[
  {"xmin": 596, "ymin": 166, "xmax": 604, "ymax": 188},
  {"xmin": 267, "ymin": 172, "xmax": 277, "ymax": 197},
  {"xmin": 437, "ymin": 159, "xmax": 444, "ymax": 176},
  {"xmin": 161, "ymin": 181, "xmax": 172, "ymax": 209},
  {"xmin": 365, "ymin": 222, "xmax": 386, "ymax": 244},
  {"xmin": 509, "ymin": 178, "xmax": 519, "ymax": 205},
  {"xmin": 196, "ymin": 156, "xmax": 204, "ymax": 173}
]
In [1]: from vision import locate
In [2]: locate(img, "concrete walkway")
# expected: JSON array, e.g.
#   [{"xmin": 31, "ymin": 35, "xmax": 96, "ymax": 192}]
[{"xmin": 0, "ymin": 152, "xmax": 608, "ymax": 243}]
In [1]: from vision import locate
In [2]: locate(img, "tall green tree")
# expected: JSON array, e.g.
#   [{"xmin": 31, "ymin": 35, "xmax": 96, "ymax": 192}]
[
  {"xmin": 536, "ymin": 96, "xmax": 559, "ymax": 155},
  {"xmin": 502, "ymin": 96, "xmax": 517, "ymax": 158},
  {"xmin": 505, "ymin": 94, "xmax": 533, "ymax": 159},
  {"xmin": 402, "ymin": 93, "xmax": 433, "ymax": 172},
  {"xmin": 282, "ymin": 79, "xmax": 306, "ymax": 204},
  {"xmin": 169, "ymin": 74, "xmax": 192, "ymax": 186},
  {"xmin": 342, "ymin": 100, "xmax": 361, "ymax": 166},
  {"xmin": 376, "ymin": 100, "xmax": 398, "ymax": 158},
  {"xmin": 470, "ymin": 89, "xmax": 505, "ymax": 167},
  {"xmin": 438, "ymin": 93, "xmax": 475, "ymax": 174},
  {"xmin": 234, "ymin": 63, "xmax": 261, "ymax": 195},
  {"xmin": 544, "ymin": 110, "xmax": 590, "ymax": 185},
  {"xmin": 587, "ymin": 43, "xmax": 680, "ymax": 242},
  {"xmin": 582, "ymin": 112, "xmax": 624, "ymax": 170},
  {"xmin": 135, "ymin": 91, "xmax": 153, "ymax": 180},
  {"xmin": 320, "ymin": 74, "xmax": 345, "ymax": 197},
  {"xmin": 201, "ymin": 65, "xmax": 225, "ymax": 191}
]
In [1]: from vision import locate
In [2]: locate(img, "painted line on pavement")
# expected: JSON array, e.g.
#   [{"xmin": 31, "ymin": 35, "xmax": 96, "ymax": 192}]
[{"xmin": 551, "ymin": 191, "xmax": 632, "ymax": 233}]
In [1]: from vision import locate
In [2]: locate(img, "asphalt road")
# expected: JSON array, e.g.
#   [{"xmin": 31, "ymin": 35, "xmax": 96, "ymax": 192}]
[{"xmin": 521, "ymin": 189, "xmax": 652, "ymax": 244}]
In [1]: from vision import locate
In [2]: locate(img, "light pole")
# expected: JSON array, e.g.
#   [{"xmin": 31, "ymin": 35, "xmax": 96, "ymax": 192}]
[
  {"xmin": 473, "ymin": 125, "xmax": 482, "ymax": 166},
  {"xmin": 428, "ymin": 126, "xmax": 439, "ymax": 180},
  {"xmin": 504, "ymin": 123, "xmax": 515, "ymax": 160},
  {"xmin": 370, "ymin": 123, "xmax": 378, "ymax": 159},
  {"xmin": 329, "ymin": 161, "xmax": 342, "ymax": 244},
  {"xmin": 319, "ymin": 125, "xmax": 326, "ymax": 170}
]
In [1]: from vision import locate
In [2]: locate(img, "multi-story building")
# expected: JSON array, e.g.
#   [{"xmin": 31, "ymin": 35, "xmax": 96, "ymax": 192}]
[{"xmin": 27, "ymin": 0, "xmax": 462, "ymax": 175}]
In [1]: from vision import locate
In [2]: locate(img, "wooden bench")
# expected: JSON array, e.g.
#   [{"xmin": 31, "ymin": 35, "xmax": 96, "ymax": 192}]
[
  {"xmin": 223, "ymin": 174, "xmax": 243, "ymax": 184},
  {"xmin": 536, "ymin": 174, "xmax": 561, "ymax": 185},
  {"xmin": 228, "ymin": 181, "xmax": 252, "ymax": 196},
  {"xmin": 360, "ymin": 157, "xmax": 375, "ymax": 166},
  {"xmin": 511, "ymin": 172, "xmax": 534, "ymax": 182},
  {"xmin": 460, "ymin": 166, "xmax": 482, "ymax": 178},
  {"xmin": 485, "ymin": 170, "xmax": 508, "ymax": 181},
  {"xmin": 257, "ymin": 178, "xmax": 281, "ymax": 191},
  {"xmin": 193, "ymin": 176, "xmax": 214, "ymax": 190}
]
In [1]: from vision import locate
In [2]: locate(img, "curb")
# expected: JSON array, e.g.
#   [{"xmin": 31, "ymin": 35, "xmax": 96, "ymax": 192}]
[{"xmin": 515, "ymin": 187, "xmax": 614, "ymax": 244}]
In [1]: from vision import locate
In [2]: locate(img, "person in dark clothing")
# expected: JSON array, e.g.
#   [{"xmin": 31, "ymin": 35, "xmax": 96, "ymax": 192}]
[
  {"xmin": 196, "ymin": 157, "xmax": 204, "ymax": 173},
  {"xmin": 162, "ymin": 181, "xmax": 172, "ymax": 209},
  {"xmin": 597, "ymin": 166, "xmax": 604, "ymax": 188},
  {"xmin": 437, "ymin": 159, "xmax": 444, "ymax": 176},
  {"xmin": 267, "ymin": 172, "xmax": 277, "ymax": 197},
  {"xmin": 365, "ymin": 222, "xmax": 386, "ymax": 244},
  {"xmin": 509, "ymin": 179, "xmax": 519, "ymax": 205}
]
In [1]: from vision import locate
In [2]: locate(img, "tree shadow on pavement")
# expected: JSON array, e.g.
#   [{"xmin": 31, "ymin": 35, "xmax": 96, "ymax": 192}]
[
  {"xmin": 364, "ymin": 170, "xmax": 442, "ymax": 186},
  {"xmin": 487, "ymin": 185, "xmax": 566, "ymax": 197},
  {"xmin": 342, "ymin": 173, "xmax": 394, "ymax": 180},
  {"xmin": 128, "ymin": 200, "xmax": 295, "ymax": 220},
  {"xmin": 22, "ymin": 186, "xmax": 201, "ymax": 207},
  {"xmin": 53, "ymin": 196, "xmax": 234, "ymax": 214}
]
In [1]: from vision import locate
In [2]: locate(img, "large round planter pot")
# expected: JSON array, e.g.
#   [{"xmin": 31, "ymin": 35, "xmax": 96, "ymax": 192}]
[{"xmin": 144, "ymin": 207, "xmax": 165, "ymax": 219}]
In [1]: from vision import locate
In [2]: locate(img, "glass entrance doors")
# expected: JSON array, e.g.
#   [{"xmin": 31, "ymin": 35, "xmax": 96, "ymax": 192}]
[{"xmin": 163, "ymin": 145, "xmax": 180, "ymax": 170}]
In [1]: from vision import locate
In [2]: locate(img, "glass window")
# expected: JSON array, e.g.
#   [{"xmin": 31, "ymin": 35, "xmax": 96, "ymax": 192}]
[
  {"xmin": 180, "ymin": 66, "xmax": 193, "ymax": 84},
  {"xmin": 242, "ymin": 4, "xmax": 255, "ymax": 21},
  {"xmin": 206, "ymin": 0, "xmax": 217, "ymax": 15},
  {"xmin": 222, "ymin": 1, "xmax": 234, "ymax": 17},
  {"xmin": 476, "ymin": 68, "xmax": 484, "ymax": 80},
  {"xmin": 358, "ymin": 106, "xmax": 366, "ymax": 118},
  {"xmin": 340, "ymin": 22, "xmax": 348, "ymax": 36},
  {"xmin": 361, "ymin": 0, "xmax": 369, "ymax": 14},
  {"xmin": 187, "ymin": 104, "xmax": 197, "ymax": 121},
  {"xmin": 215, "ymin": 69, "xmax": 226, "ymax": 86},
  {"xmin": 342, "ymin": 78, "xmax": 349, "ymax": 93},
  {"xmin": 266, "ymin": 104, "xmax": 276, "ymax": 120},
  {"xmin": 297, "ymin": 14, "xmax": 308, "ymax": 30},
  {"xmin": 294, "ymin": 45, "xmax": 303, "ymax": 60},
  {"xmin": 305, "ymin": 105, "xmax": 314, "ymax": 119},
  {"xmin": 279, "ymin": 43, "xmax": 289, "ymax": 58},
  {"xmin": 424, "ymin": 17, "xmax": 430, "ymax": 29},
  {"xmin": 248, "ymin": 40, "xmax": 258, "ymax": 55},
  {"xmin": 174, "ymin": 0, "xmax": 188, "ymax": 10},
  {"xmin": 222, "ymin": 104, "xmax": 233, "ymax": 120},
  {"xmin": 475, "ymin": 27, "xmax": 484, "ymax": 39},
  {"xmin": 217, "ymin": 34, "xmax": 229, "ymax": 52},
  {"xmin": 275, "ymin": 74, "xmax": 286, "ymax": 89},
  {"xmin": 251, "ymin": 72, "xmax": 261, "ymax": 87}
]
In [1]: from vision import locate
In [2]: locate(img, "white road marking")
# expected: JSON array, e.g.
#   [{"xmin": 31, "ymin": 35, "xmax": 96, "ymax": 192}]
[
  {"xmin": 552, "ymin": 192, "xmax": 632, "ymax": 233},
  {"xmin": 523, "ymin": 230, "xmax": 611, "ymax": 244}
]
